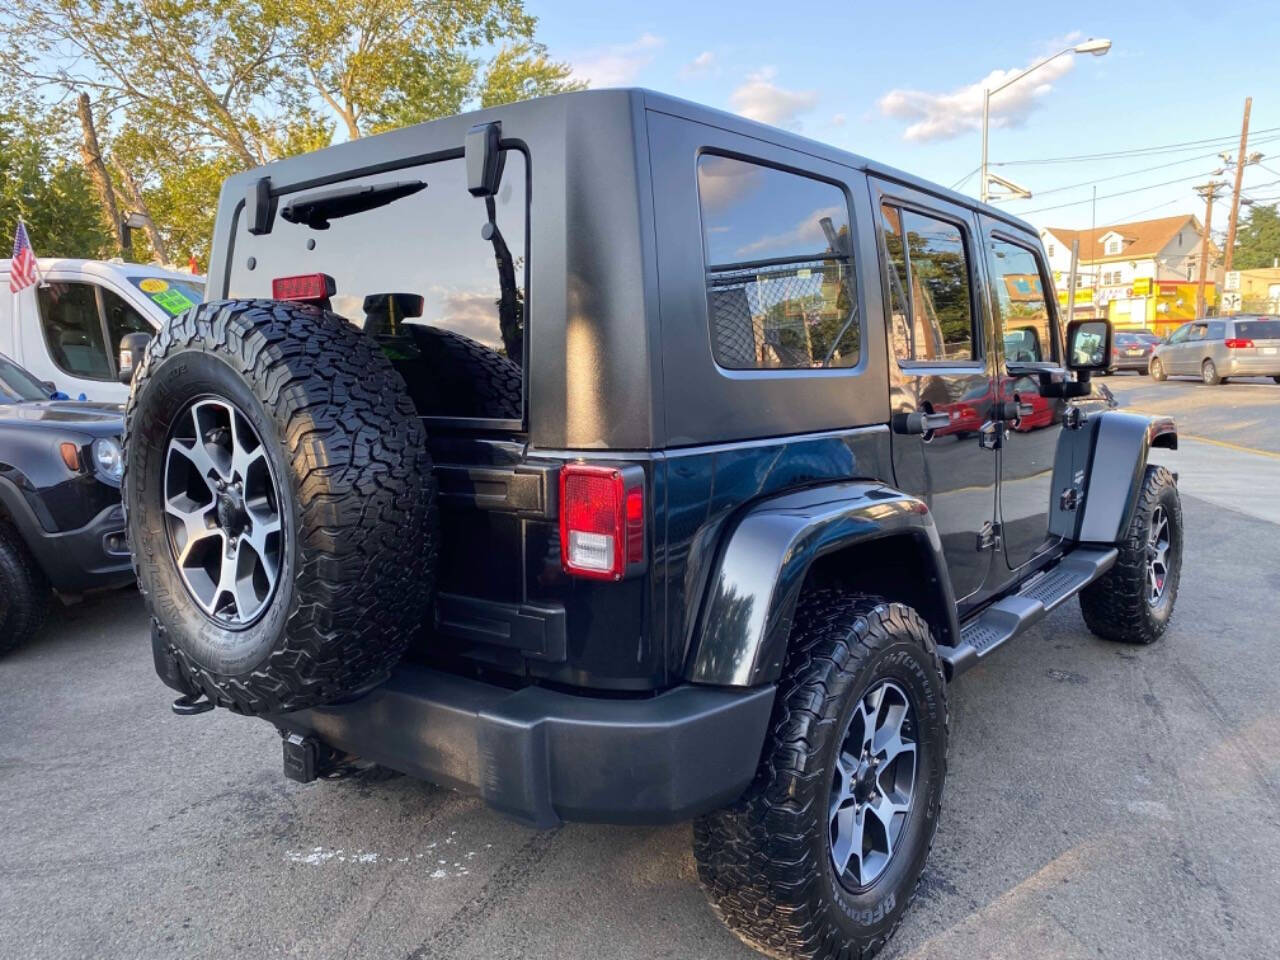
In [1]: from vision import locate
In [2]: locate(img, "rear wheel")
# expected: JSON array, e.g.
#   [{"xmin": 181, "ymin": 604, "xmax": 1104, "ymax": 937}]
[
  {"xmin": 0, "ymin": 528, "xmax": 50, "ymax": 655},
  {"xmin": 1273, "ymin": 375, "xmax": 1280, "ymax": 385},
  {"xmin": 1080, "ymin": 465, "xmax": 1182, "ymax": 645},
  {"xmin": 1150, "ymin": 358, "xmax": 1166, "ymax": 381},
  {"xmin": 1201, "ymin": 358, "xmax": 1221, "ymax": 385},
  {"xmin": 125, "ymin": 299, "xmax": 438, "ymax": 714},
  {"xmin": 694, "ymin": 593, "xmax": 947, "ymax": 960}
]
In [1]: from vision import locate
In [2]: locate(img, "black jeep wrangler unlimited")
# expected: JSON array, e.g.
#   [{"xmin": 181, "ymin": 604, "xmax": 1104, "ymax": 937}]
[{"xmin": 124, "ymin": 89, "xmax": 1183, "ymax": 959}]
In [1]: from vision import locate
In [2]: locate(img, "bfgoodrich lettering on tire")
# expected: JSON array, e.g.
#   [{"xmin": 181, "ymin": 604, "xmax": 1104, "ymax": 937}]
[
  {"xmin": 693, "ymin": 592, "xmax": 947, "ymax": 960},
  {"xmin": 124, "ymin": 299, "xmax": 438, "ymax": 715}
]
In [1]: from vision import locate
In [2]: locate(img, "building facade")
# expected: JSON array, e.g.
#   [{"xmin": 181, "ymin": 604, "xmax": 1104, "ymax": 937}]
[{"xmin": 1040, "ymin": 215, "xmax": 1220, "ymax": 334}]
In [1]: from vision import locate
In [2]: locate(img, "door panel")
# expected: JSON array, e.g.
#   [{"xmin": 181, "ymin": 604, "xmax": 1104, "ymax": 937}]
[
  {"xmin": 873, "ymin": 180, "xmax": 997, "ymax": 602},
  {"xmin": 981, "ymin": 223, "xmax": 1068, "ymax": 571}
]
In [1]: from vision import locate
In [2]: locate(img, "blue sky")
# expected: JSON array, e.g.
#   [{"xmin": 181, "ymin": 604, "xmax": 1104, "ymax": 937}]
[{"xmin": 529, "ymin": 0, "xmax": 1280, "ymax": 235}]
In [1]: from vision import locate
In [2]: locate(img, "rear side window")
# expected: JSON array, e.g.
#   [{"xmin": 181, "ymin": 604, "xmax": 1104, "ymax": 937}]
[
  {"xmin": 881, "ymin": 205, "xmax": 975, "ymax": 363},
  {"xmin": 36, "ymin": 282, "xmax": 112, "ymax": 381},
  {"xmin": 986, "ymin": 238, "xmax": 1056, "ymax": 363},
  {"xmin": 1207, "ymin": 321, "xmax": 1225, "ymax": 339},
  {"xmin": 1235, "ymin": 319, "xmax": 1280, "ymax": 339},
  {"xmin": 696, "ymin": 155, "xmax": 859, "ymax": 370},
  {"xmin": 228, "ymin": 150, "xmax": 527, "ymax": 420}
]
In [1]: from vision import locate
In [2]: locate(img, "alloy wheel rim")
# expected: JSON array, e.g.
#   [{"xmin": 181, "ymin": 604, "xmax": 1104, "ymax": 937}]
[
  {"xmin": 1203, "ymin": 362, "xmax": 1215, "ymax": 383},
  {"xmin": 829, "ymin": 679, "xmax": 918, "ymax": 889},
  {"xmin": 162, "ymin": 397, "xmax": 284, "ymax": 627},
  {"xmin": 1146, "ymin": 504, "xmax": 1171, "ymax": 606}
]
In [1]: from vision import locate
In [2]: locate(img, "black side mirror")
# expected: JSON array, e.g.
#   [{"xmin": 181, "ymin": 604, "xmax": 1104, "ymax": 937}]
[
  {"xmin": 465, "ymin": 121, "xmax": 506, "ymax": 197},
  {"xmin": 117, "ymin": 331, "xmax": 152, "ymax": 384},
  {"xmin": 1065, "ymin": 319, "xmax": 1112, "ymax": 379}
]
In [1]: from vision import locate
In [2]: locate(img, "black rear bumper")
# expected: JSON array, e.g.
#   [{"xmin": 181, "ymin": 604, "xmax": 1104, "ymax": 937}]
[{"xmin": 271, "ymin": 664, "xmax": 776, "ymax": 828}]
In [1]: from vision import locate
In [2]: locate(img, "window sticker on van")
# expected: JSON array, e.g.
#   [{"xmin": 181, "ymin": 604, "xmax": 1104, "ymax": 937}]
[{"xmin": 128, "ymin": 276, "xmax": 205, "ymax": 316}]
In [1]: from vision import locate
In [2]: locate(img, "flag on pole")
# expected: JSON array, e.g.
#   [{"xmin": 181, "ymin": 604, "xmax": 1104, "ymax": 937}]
[{"xmin": 9, "ymin": 220, "xmax": 40, "ymax": 293}]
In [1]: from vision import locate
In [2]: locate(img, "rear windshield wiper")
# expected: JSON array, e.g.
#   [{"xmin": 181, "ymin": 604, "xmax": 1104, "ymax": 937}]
[{"xmin": 280, "ymin": 180, "xmax": 426, "ymax": 230}]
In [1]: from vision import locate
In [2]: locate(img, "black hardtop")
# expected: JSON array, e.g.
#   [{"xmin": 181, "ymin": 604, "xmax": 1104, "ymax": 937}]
[{"xmin": 207, "ymin": 88, "xmax": 1041, "ymax": 451}]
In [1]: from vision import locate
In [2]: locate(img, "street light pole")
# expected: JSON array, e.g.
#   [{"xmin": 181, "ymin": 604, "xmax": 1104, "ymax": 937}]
[{"xmin": 979, "ymin": 38, "xmax": 1111, "ymax": 204}]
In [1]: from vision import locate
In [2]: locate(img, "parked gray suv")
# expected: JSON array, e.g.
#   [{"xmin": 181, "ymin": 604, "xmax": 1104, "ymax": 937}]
[{"xmin": 1150, "ymin": 315, "xmax": 1280, "ymax": 384}]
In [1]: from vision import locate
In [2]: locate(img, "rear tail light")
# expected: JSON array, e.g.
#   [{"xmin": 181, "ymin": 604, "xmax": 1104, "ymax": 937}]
[
  {"xmin": 1224, "ymin": 338, "xmax": 1254, "ymax": 349},
  {"xmin": 272, "ymin": 273, "xmax": 336, "ymax": 304},
  {"xmin": 559, "ymin": 464, "xmax": 645, "ymax": 580}
]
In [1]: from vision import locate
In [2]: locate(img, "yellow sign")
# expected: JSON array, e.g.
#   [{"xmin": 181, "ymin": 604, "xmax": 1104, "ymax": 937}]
[
  {"xmin": 1132, "ymin": 277, "xmax": 1151, "ymax": 296},
  {"xmin": 1057, "ymin": 288, "xmax": 1093, "ymax": 306},
  {"xmin": 138, "ymin": 277, "xmax": 169, "ymax": 293}
]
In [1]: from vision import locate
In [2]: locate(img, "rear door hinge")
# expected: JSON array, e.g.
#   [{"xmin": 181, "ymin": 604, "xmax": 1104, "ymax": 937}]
[{"xmin": 977, "ymin": 521, "xmax": 1001, "ymax": 551}]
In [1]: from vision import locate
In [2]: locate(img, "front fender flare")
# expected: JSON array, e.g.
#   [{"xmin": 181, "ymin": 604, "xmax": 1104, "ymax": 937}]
[
  {"xmin": 1076, "ymin": 411, "xmax": 1177, "ymax": 544},
  {"xmin": 686, "ymin": 481, "xmax": 958, "ymax": 687}
]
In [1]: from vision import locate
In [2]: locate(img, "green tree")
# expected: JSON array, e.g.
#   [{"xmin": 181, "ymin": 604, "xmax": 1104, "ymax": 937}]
[
  {"xmin": 1, "ymin": 108, "xmax": 112, "ymax": 258},
  {"xmin": 1231, "ymin": 203, "xmax": 1280, "ymax": 270}
]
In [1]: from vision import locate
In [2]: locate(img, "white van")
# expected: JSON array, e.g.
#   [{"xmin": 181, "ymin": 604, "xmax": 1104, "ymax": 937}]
[{"xmin": 0, "ymin": 259, "xmax": 204, "ymax": 402}]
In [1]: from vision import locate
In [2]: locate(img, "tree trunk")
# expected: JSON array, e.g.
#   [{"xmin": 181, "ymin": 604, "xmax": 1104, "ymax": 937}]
[
  {"xmin": 113, "ymin": 161, "xmax": 170, "ymax": 264},
  {"xmin": 76, "ymin": 92, "xmax": 125, "ymax": 257}
]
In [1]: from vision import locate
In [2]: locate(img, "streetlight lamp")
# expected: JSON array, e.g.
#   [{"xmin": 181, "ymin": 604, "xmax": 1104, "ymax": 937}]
[{"xmin": 980, "ymin": 38, "xmax": 1111, "ymax": 203}]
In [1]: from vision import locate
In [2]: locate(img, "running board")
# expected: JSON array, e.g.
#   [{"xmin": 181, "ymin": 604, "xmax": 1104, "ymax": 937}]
[{"xmin": 939, "ymin": 547, "xmax": 1118, "ymax": 678}]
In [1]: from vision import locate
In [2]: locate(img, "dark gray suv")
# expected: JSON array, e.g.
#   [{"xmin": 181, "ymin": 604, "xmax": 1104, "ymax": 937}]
[
  {"xmin": 1151, "ymin": 315, "xmax": 1280, "ymax": 383},
  {"xmin": 121, "ymin": 89, "xmax": 1186, "ymax": 960}
]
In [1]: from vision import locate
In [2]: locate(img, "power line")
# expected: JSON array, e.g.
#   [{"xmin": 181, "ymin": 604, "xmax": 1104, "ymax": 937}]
[
  {"xmin": 997, "ymin": 126, "xmax": 1280, "ymax": 166},
  {"xmin": 1017, "ymin": 145, "xmax": 1267, "ymax": 199},
  {"xmin": 1010, "ymin": 170, "xmax": 1221, "ymax": 216},
  {"xmin": 949, "ymin": 166, "xmax": 981, "ymax": 191}
]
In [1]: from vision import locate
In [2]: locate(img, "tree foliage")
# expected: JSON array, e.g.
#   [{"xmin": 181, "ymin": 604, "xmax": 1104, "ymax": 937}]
[
  {"xmin": 1231, "ymin": 204, "xmax": 1280, "ymax": 271},
  {"xmin": 1, "ymin": 0, "xmax": 581, "ymax": 264},
  {"xmin": 1, "ymin": 107, "xmax": 112, "ymax": 258}
]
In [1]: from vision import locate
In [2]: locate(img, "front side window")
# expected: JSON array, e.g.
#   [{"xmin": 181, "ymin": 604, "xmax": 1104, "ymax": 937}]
[
  {"xmin": 102, "ymin": 289, "xmax": 153, "ymax": 359},
  {"xmin": 229, "ymin": 151, "xmax": 527, "ymax": 419},
  {"xmin": 697, "ymin": 155, "xmax": 859, "ymax": 370},
  {"xmin": 1168, "ymin": 324, "xmax": 1190, "ymax": 344},
  {"xmin": 881, "ymin": 204, "xmax": 975, "ymax": 363},
  {"xmin": 987, "ymin": 238, "xmax": 1056, "ymax": 364},
  {"xmin": 36, "ymin": 282, "xmax": 112, "ymax": 380}
]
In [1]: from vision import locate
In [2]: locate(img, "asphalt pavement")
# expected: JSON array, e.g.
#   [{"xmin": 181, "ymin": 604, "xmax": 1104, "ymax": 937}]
[{"xmin": 3, "ymin": 380, "xmax": 1279, "ymax": 960}]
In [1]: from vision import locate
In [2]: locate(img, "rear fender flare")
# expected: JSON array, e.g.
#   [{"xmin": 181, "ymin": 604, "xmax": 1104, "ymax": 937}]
[{"xmin": 686, "ymin": 481, "xmax": 959, "ymax": 687}]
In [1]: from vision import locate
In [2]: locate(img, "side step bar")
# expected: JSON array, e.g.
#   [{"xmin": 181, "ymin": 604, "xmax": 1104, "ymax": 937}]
[{"xmin": 939, "ymin": 547, "xmax": 1118, "ymax": 679}]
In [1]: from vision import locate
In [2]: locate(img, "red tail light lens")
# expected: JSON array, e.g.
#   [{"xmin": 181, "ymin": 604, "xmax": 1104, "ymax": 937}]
[
  {"xmin": 1224, "ymin": 338, "xmax": 1254, "ymax": 349},
  {"xmin": 559, "ymin": 464, "xmax": 643, "ymax": 580},
  {"xmin": 272, "ymin": 273, "xmax": 335, "ymax": 303}
]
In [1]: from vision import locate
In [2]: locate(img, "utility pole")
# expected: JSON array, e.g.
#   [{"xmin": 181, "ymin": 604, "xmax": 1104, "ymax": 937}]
[
  {"xmin": 1223, "ymin": 96, "xmax": 1252, "ymax": 276},
  {"xmin": 1194, "ymin": 181, "xmax": 1225, "ymax": 318}
]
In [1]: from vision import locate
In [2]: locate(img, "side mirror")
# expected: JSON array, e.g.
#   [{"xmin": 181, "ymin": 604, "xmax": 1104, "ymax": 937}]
[
  {"xmin": 1065, "ymin": 319, "xmax": 1112, "ymax": 379},
  {"xmin": 465, "ymin": 121, "xmax": 506, "ymax": 197},
  {"xmin": 117, "ymin": 331, "xmax": 152, "ymax": 384}
]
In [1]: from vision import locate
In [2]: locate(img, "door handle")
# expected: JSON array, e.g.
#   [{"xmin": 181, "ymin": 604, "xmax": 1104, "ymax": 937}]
[{"xmin": 892, "ymin": 411, "xmax": 952, "ymax": 435}]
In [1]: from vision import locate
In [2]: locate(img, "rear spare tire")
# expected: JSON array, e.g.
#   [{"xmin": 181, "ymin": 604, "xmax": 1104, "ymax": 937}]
[{"xmin": 124, "ymin": 299, "xmax": 438, "ymax": 714}]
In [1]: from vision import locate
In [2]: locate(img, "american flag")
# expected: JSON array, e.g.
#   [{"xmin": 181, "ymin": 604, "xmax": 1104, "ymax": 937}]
[{"xmin": 9, "ymin": 221, "xmax": 40, "ymax": 293}]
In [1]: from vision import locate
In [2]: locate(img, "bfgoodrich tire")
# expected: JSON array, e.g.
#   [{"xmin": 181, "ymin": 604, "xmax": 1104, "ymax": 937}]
[
  {"xmin": 124, "ymin": 299, "xmax": 438, "ymax": 715},
  {"xmin": 0, "ymin": 527, "xmax": 50, "ymax": 655},
  {"xmin": 1079, "ymin": 465, "xmax": 1182, "ymax": 645},
  {"xmin": 694, "ymin": 593, "xmax": 948, "ymax": 960}
]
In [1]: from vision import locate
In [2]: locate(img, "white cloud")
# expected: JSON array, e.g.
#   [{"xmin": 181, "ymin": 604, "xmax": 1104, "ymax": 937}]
[
  {"xmin": 571, "ymin": 33, "xmax": 664, "ymax": 87},
  {"xmin": 729, "ymin": 68, "xmax": 819, "ymax": 130},
  {"xmin": 831, "ymin": 113, "xmax": 847, "ymax": 127},
  {"xmin": 878, "ymin": 38, "xmax": 1083, "ymax": 142},
  {"xmin": 682, "ymin": 51, "xmax": 716, "ymax": 76},
  {"xmin": 737, "ymin": 205, "xmax": 845, "ymax": 257}
]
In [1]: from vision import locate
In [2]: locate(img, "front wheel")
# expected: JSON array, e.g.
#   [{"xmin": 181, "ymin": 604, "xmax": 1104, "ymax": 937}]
[
  {"xmin": 1202, "ymin": 358, "xmax": 1221, "ymax": 385},
  {"xmin": 0, "ymin": 529, "xmax": 50, "ymax": 655},
  {"xmin": 1150, "ymin": 358, "xmax": 1166, "ymax": 381},
  {"xmin": 1080, "ymin": 465, "xmax": 1182, "ymax": 645},
  {"xmin": 694, "ymin": 593, "xmax": 947, "ymax": 960}
]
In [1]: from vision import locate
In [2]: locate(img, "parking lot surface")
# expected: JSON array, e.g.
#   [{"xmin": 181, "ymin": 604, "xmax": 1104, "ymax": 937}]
[{"xmin": 3, "ymin": 381, "xmax": 1279, "ymax": 960}]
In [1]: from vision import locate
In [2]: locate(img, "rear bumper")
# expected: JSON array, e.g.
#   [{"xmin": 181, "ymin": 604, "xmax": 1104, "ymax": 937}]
[
  {"xmin": 1110, "ymin": 355, "xmax": 1151, "ymax": 371},
  {"xmin": 272, "ymin": 664, "xmax": 776, "ymax": 828},
  {"xmin": 1222, "ymin": 357, "xmax": 1280, "ymax": 377}
]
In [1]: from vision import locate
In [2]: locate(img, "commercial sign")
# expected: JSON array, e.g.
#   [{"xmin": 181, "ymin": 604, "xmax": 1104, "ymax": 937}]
[{"xmin": 1132, "ymin": 277, "xmax": 1152, "ymax": 296}]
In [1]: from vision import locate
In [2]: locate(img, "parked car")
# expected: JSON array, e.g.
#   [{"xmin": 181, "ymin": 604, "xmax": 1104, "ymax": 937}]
[
  {"xmin": 1106, "ymin": 330, "xmax": 1154, "ymax": 374},
  {"xmin": 0, "ymin": 259, "xmax": 204, "ymax": 403},
  {"xmin": 1150, "ymin": 315, "xmax": 1280, "ymax": 384},
  {"xmin": 122, "ymin": 89, "xmax": 1183, "ymax": 960},
  {"xmin": 0, "ymin": 353, "xmax": 133, "ymax": 652}
]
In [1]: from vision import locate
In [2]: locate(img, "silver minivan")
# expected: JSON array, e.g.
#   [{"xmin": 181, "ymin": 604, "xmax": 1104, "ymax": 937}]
[{"xmin": 1150, "ymin": 315, "xmax": 1280, "ymax": 384}]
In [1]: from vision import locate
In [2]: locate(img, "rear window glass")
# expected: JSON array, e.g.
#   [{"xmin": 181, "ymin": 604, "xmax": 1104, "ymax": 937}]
[
  {"xmin": 228, "ymin": 151, "xmax": 527, "ymax": 420},
  {"xmin": 1235, "ymin": 319, "xmax": 1280, "ymax": 339},
  {"xmin": 696, "ymin": 155, "xmax": 859, "ymax": 370},
  {"xmin": 128, "ymin": 276, "xmax": 205, "ymax": 317}
]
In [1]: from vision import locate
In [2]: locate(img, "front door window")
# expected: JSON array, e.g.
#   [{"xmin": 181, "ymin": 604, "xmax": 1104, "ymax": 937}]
[{"xmin": 36, "ymin": 282, "xmax": 113, "ymax": 381}]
